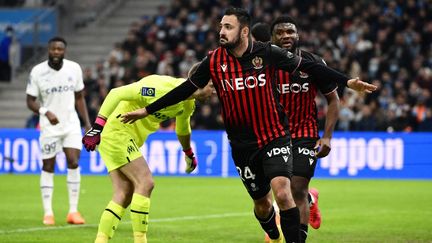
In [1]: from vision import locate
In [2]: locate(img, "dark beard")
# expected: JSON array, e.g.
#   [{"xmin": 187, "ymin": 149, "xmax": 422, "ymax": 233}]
[
  {"xmin": 220, "ymin": 36, "xmax": 241, "ymax": 50},
  {"xmin": 48, "ymin": 55, "xmax": 64, "ymax": 70}
]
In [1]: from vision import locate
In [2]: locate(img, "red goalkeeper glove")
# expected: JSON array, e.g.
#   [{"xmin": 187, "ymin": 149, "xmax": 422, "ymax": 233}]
[
  {"xmin": 82, "ymin": 116, "xmax": 106, "ymax": 152},
  {"xmin": 183, "ymin": 148, "xmax": 197, "ymax": 174}
]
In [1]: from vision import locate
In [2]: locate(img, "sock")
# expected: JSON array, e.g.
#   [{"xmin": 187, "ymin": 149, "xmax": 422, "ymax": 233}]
[
  {"xmin": 255, "ymin": 206, "xmax": 280, "ymax": 239},
  {"xmin": 67, "ymin": 167, "xmax": 81, "ymax": 213},
  {"xmin": 280, "ymin": 207, "xmax": 300, "ymax": 243},
  {"xmin": 300, "ymin": 223, "xmax": 308, "ymax": 243},
  {"xmin": 40, "ymin": 170, "xmax": 54, "ymax": 216},
  {"xmin": 130, "ymin": 193, "xmax": 150, "ymax": 235},
  {"xmin": 97, "ymin": 201, "xmax": 125, "ymax": 239}
]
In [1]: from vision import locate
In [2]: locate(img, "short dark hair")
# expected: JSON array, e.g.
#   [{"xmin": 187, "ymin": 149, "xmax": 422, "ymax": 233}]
[
  {"xmin": 270, "ymin": 16, "xmax": 298, "ymax": 34},
  {"xmin": 48, "ymin": 36, "xmax": 67, "ymax": 46},
  {"xmin": 224, "ymin": 7, "xmax": 251, "ymax": 29},
  {"xmin": 251, "ymin": 22, "xmax": 271, "ymax": 42}
]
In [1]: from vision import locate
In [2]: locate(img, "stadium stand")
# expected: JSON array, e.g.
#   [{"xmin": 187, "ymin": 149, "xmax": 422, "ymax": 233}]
[{"xmin": 1, "ymin": 0, "xmax": 431, "ymax": 131}]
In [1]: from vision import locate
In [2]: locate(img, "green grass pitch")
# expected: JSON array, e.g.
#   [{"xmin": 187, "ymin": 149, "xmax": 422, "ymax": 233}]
[{"xmin": 0, "ymin": 174, "xmax": 431, "ymax": 242}]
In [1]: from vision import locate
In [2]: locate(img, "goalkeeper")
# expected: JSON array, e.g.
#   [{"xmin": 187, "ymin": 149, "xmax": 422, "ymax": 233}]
[{"xmin": 82, "ymin": 62, "xmax": 213, "ymax": 243}]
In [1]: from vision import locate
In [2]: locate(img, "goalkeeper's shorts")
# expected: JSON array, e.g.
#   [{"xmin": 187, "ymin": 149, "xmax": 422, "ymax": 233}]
[{"xmin": 99, "ymin": 130, "xmax": 147, "ymax": 172}]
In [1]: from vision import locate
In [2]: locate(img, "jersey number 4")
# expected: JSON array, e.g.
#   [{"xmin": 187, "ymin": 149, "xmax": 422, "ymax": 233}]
[{"xmin": 236, "ymin": 166, "xmax": 256, "ymax": 181}]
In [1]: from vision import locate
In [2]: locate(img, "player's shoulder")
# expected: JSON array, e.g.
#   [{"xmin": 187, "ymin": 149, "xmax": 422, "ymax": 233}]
[
  {"xmin": 63, "ymin": 59, "xmax": 82, "ymax": 69},
  {"xmin": 30, "ymin": 60, "xmax": 49, "ymax": 76},
  {"xmin": 299, "ymin": 49, "xmax": 325, "ymax": 64}
]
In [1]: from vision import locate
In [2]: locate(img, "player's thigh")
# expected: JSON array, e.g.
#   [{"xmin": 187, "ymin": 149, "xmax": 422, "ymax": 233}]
[
  {"xmin": 231, "ymin": 147, "xmax": 270, "ymax": 200},
  {"xmin": 119, "ymin": 156, "xmax": 153, "ymax": 188},
  {"xmin": 261, "ymin": 135, "xmax": 293, "ymax": 179},
  {"xmin": 39, "ymin": 135, "xmax": 62, "ymax": 160},
  {"xmin": 291, "ymin": 138, "xmax": 318, "ymax": 179},
  {"xmin": 98, "ymin": 131, "xmax": 143, "ymax": 172}
]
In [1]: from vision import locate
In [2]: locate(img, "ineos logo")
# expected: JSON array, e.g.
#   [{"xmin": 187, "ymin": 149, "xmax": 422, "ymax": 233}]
[
  {"xmin": 221, "ymin": 73, "xmax": 266, "ymax": 91},
  {"xmin": 278, "ymin": 83, "xmax": 309, "ymax": 94}
]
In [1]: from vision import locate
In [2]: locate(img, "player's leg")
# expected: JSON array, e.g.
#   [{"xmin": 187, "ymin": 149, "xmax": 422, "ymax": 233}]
[
  {"xmin": 63, "ymin": 131, "xmax": 86, "ymax": 224},
  {"xmin": 95, "ymin": 169, "xmax": 133, "ymax": 243},
  {"xmin": 119, "ymin": 155, "xmax": 153, "ymax": 243},
  {"xmin": 254, "ymin": 191, "xmax": 284, "ymax": 243},
  {"xmin": 291, "ymin": 138, "xmax": 321, "ymax": 236},
  {"xmin": 263, "ymin": 136, "xmax": 300, "ymax": 242},
  {"xmin": 231, "ymin": 146, "xmax": 283, "ymax": 242},
  {"xmin": 41, "ymin": 157, "xmax": 56, "ymax": 225},
  {"xmin": 291, "ymin": 176, "xmax": 310, "ymax": 242},
  {"xmin": 39, "ymin": 135, "xmax": 62, "ymax": 225}
]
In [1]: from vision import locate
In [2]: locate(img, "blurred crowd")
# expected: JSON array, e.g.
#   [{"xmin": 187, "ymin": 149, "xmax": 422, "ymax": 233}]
[{"xmin": 81, "ymin": 0, "xmax": 431, "ymax": 132}]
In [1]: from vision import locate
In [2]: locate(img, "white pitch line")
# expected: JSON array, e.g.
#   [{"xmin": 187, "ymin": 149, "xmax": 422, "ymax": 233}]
[{"xmin": 0, "ymin": 212, "xmax": 251, "ymax": 235}]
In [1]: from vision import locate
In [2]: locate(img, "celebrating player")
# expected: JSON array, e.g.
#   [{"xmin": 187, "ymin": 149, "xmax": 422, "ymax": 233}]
[{"xmin": 121, "ymin": 7, "xmax": 377, "ymax": 242}]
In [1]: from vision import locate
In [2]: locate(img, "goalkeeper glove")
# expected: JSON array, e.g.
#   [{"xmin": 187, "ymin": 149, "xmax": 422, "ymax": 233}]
[
  {"xmin": 183, "ymin": 148, "xmax": 197, "ymax": 174},
  {"xmin": 82, "ymin": 116, "xmax": 106, "ymax": 152}
]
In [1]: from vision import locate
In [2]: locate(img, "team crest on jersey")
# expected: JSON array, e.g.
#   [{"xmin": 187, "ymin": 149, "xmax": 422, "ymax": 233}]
[
  {"xmin": 252, "ymin": 56, "xmax": 263, "ymax": 69},
  {"xmin": 299, "ymin": 71, "xmax": 309, "ymax": 78},
  {"xmin": 141, "ymin": 87, "xmax": 155, "ymax": 97}
]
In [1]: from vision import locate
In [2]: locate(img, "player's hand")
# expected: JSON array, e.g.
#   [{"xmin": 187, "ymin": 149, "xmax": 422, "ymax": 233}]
[
  {"xmin": 183, "ymin": 148, "xmax": 197, "ymax": 174},
  {"xmin": 45, "ymin": 111, "xmax": 59, "ymax": 125},
  {"xmin": 121, "ymin": 108, "xmax": 148, "ymax": 124},
  {"xmin": 82, "ymin": 116, "xmax": 106, "ymax": 152},
  {"xmin": 315, "ymin": 138, "xmax": 331, "ymax": 158},
  {"xmin": 347, "ymin": 77, "xmax": 377, "ymax": 94}
]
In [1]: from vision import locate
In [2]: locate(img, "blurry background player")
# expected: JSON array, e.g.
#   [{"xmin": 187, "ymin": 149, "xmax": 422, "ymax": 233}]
[
  {"xmin": 120, "ymin": 7, "xmax": 376, "ymax": 243},
  {"xmin": 82, "ymin": 63, "xmax": 213, "ymax": 243},
  {"xmin": 254, "ymin": 15, "xmax": 342, "ymax": 242},
  {"xmin": 26, "ymin": 37, "xmax": 91, "ymax": 225},
  {"xmin": 251, "ymin": 22, "xmax": 271, "ymax": 43}
]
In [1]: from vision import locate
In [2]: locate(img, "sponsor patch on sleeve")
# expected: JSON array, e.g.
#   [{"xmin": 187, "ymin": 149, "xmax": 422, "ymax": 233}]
[{"xmin": 141, "ymin": 87, "xmax": 155, "ymax": 97}]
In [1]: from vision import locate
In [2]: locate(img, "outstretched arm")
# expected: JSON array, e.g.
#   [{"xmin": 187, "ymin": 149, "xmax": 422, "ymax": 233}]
[{"xmin": 121, "ymin": 79, "xmax": 199, "ymax": 123}]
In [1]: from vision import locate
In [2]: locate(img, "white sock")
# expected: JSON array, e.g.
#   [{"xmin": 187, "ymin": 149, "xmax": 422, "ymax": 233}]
[
  {"xmin": 40, "ymin": 170, "xmax": 54, "ymax": 216},
  {"xmin": 67, "ymin": 167, "xmax": 81, "ymax": 213}
]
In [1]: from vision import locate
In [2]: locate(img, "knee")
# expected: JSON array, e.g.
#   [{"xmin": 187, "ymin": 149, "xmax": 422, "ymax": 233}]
[
  {"xmin": 254, "ymin": 197, "xmax": 273, "ymax": 216},
  {"xmin": 291, "ymin": 184, "xmax": 308, "ymax": 202},
  {"xmin": 135, "ymin": 177, "xmax": 155, "ymax": 196},
  {"xmin": 67, "ymin": 159, "xmax": 79, "ymax": 169},
  {"xmin": 42, "ymin": 163, "xmax": 55, "ymax": 173},
  {"xmin": 273, "ymin": 189, "xmax": 291, "ymax": 202},
  {"xmin": 114, "ymin": 190, "xmax": 133, "ymax": 208}
]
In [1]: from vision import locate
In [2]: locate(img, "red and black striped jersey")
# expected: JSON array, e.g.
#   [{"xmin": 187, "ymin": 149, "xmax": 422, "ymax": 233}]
[
  {"xmin": 189, "ymin": 41, "xmax": 301, "ymax": 149},
  {"xmin": 277, "ymin": 49, "xmax": 337, "ymax": 139}
]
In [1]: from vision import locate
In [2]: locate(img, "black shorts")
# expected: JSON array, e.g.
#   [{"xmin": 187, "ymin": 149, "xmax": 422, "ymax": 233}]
[
  {"xmin": 292, "ymin": 138, "xmax": 318, "ymax": 179},
  {"xmin": 230, "ymin": 136, "xmax": 293, "ymax": 200}
]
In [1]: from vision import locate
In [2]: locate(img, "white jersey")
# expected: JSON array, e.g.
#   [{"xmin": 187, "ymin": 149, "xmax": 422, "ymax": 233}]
[{"xmin": 26, "ymin": 59, "xmax": 84, "ymax": 137}]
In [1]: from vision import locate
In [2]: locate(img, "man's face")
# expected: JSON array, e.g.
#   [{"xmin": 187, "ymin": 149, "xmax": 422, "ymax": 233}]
[
  {"xmin": 48, "ymin": 41, "xmax": 66, "ymax": 64},
  {"xmin": 219, "ymin": 15, "xmax": 242, "ymax": 50},
  {"xmin": 272, "ymin": 23, "xmax": 299, "ymax": 51}
]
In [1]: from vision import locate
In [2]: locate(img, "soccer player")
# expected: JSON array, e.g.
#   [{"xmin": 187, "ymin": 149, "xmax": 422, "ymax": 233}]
[
  {"xmin": 270, "ymin": 15, "xmax": 342, "ymax": 242},
  {"xmin": 26, "ymin": 37, "xmax": 90, "ymax": 225},
  {"xmin": 82, "ymin": 63, "xmax": 213, "ymax": 243},
  {"xmin": 121, "ymin": 7, "xmax": 376, "ymax": 242}
]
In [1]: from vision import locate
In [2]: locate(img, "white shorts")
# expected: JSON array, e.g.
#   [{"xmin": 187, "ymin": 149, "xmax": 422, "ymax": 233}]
[{"xmin": 39, "ymin": 130, "xmax": 82, "ymax": 159}]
